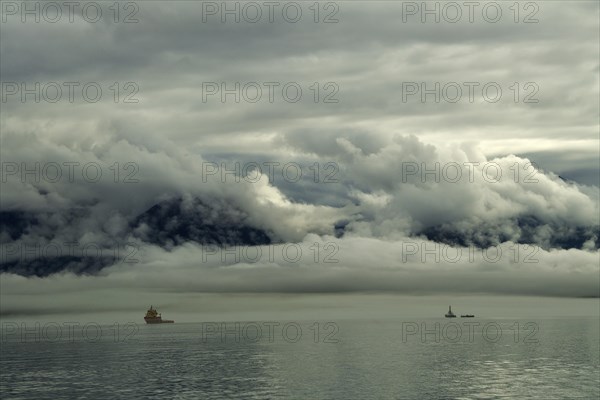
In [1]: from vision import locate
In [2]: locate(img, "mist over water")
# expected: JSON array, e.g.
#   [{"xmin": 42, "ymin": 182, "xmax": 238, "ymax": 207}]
[{"xmin": 2, "ymin": 294, "xmax": 599, "ymax": 324}]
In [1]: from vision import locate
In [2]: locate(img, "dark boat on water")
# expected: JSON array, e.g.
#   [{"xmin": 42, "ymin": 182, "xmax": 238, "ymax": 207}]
[
  {"xmin": 461, "ymin": 314, "xmax": 475, "ymax": 318},
  {"xmin": 445, "ymin": 305, "xmax": 456, "ymax": 318},
  {"xmin": 144, "ymin": 305, "xmax": 174, "ymax": 324}
]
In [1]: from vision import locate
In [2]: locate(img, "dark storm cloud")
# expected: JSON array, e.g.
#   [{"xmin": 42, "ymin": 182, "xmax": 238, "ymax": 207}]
[{"xmin": 2, "ymin": 2, "xmax": 597, "ymax": 150}]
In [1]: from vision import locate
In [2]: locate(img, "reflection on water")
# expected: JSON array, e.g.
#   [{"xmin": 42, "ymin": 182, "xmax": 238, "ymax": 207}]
[{"xmin": 1, "ymin": 319, "xmax": 598, "ymax": 399}]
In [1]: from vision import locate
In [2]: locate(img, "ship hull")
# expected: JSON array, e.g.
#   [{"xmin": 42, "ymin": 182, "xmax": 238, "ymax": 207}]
[{"xmin": 144, "ymin": 318, "xmax": 174, "ymax": 324}]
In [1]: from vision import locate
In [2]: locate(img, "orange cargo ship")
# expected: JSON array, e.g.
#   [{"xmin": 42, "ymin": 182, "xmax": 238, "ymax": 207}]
[{"xmin": 144, "ymin": 305, "xmax": 174, "ymax": 324}]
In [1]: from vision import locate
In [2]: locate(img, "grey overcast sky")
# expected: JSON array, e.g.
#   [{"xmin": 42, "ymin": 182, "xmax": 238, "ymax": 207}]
[{"xmin": 1, "ymin": 1, "xmax": 599, "ymax": 316}]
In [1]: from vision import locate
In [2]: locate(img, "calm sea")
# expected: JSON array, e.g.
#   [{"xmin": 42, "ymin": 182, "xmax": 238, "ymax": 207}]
[{"xmin": 1, "ymin": 318, "xmax": 599, "ymax": 399}]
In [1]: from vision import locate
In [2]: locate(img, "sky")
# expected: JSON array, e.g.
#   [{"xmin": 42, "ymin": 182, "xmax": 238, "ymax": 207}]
[{"xmin": 0, "ymin": 1, "xmax": 599, "ymax": 318}]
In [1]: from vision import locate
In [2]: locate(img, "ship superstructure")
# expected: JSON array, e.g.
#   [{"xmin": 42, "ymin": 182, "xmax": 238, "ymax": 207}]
[
  {"xmin": 445, "ymin": 305, "xmax": 456, "ymax": 318},
  {"xmin": 144, "ymin": 305, "xmax": 174, "ymax": 324}
]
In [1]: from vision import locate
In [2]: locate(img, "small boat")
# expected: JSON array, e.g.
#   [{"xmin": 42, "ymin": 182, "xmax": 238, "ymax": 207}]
[
  {"xmin": 460, "ymin": 314, "xmax": 475, "ymax": 318},
  {"xmin": 144, "ymin": 305, "xmax": 174, "ymax": 324},
  {"xmin": 445, "ymin": 305, "xmax": 456, "ymax": 318}
]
